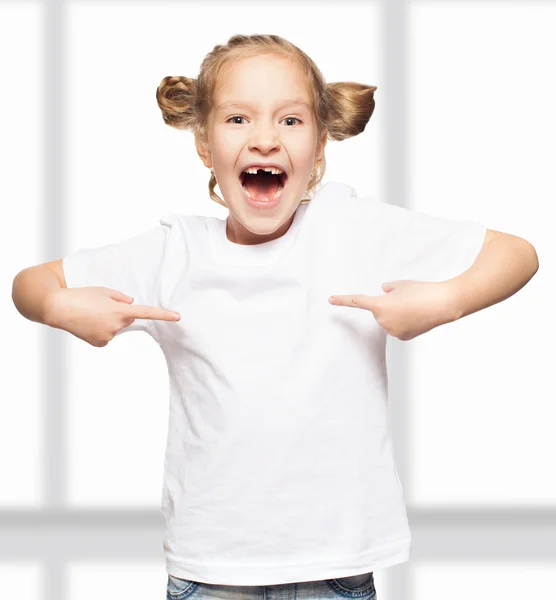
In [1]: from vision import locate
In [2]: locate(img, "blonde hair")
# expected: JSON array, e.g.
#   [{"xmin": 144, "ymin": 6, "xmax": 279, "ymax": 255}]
[{"xmin": 156, "ymin": 34, "xmax": 377, "ymax": 208}]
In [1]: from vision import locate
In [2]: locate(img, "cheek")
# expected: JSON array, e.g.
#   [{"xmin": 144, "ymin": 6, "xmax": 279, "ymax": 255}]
[
  {"xmin": 212, "ymin": 127, "xmax": 241, "ymax": 153},
  {"xmin": 295, "ymin": 155, "xmax": 318, "ymax": 173},
  {"xmin": 291, "ymin": 138, "xmax": 320, "ymax": 166}
]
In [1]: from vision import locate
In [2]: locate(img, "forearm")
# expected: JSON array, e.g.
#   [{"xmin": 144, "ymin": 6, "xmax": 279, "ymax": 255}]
[
  {"xmin": 12, "ymin": 264, "xmax": 62, "ymax": 325},
  {"xmin": 442, "ymin": 235, "xmax": 539, "ymax": 321}
]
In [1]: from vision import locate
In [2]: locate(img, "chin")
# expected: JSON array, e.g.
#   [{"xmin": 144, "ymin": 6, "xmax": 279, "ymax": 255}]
[{"xmin": 228, "ymin": 202, "xmax": 297, "ymax": 244}]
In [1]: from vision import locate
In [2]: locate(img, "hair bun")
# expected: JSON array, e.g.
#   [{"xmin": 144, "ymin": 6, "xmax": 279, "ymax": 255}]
[
  {"xmin": 326, "ymin": 82, "xmax": 377, "ymax": 141},
  {"xmin": 156, "ymin": 75, "xmax": 198, "ymax": 130}
]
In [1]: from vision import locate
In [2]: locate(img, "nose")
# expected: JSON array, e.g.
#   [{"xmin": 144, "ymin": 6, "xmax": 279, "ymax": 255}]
[{"xmin": 248, "ymin": 120, "xmax": 281, "ymax": 154}]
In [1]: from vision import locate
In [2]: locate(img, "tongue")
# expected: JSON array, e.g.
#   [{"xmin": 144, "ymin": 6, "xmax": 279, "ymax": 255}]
[{"xmin": 244, "ymin": 174, "xmax": 280, "ymax": 202}]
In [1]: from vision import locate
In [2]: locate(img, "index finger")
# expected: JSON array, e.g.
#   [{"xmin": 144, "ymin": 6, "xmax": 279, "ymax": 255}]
[{"xmin": 123, "ymin": 304, "xmax": 181, "ymax": 321}]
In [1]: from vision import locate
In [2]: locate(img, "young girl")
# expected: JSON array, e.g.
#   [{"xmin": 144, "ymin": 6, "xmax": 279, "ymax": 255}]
[{"xmin": 12, "ymin": 33, "xmax": 538, "ymax": 600}]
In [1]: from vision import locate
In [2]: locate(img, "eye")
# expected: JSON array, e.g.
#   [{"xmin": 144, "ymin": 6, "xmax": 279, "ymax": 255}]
[
  {"xmin": 225, "ymin": 116, "xmax": 303, "ymax": 127},
  {"xmin": 281, "ymin": 117, "xmax": 302, "ymax": 127}
]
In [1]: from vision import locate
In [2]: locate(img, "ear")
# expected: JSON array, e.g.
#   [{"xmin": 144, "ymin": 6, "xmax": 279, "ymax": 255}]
[
  {"xmin": 315, "ymin": 129, "xmax": 328, "ymax": 167},
  {"xmin": 195, "ymin": 134, "xmax": 212, "ymax": 169}
]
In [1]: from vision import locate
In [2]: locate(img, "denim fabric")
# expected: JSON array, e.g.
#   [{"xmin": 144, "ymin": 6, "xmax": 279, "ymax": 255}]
[{"xmin": 167, "ymin": 571, "xmax": 376, "ymax": 599}]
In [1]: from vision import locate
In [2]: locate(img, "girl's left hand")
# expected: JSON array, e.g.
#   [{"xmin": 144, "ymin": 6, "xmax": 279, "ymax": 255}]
[{"xmin": 328, "ymin": 280, "xmax": 456, "ymax": 341}]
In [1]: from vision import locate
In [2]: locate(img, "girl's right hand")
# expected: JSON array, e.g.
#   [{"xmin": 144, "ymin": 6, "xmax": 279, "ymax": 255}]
[{"xmin": 43, "ymin": 286, "xmax": 181, "ymax": 347}]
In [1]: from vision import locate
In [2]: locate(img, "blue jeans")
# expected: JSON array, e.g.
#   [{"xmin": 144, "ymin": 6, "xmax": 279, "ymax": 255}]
[{"xmin": 166, "ymin": 571, "xmax": 376, "ymax": 599}]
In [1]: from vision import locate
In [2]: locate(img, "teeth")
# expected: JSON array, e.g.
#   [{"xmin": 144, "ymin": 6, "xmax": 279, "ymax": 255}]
[
  {"xmin": 243, "ymin": 166, "xmax": 284, "ymax": 175},
  {"xmin": 272, "ymin": 182, "xmax": 284, "ymax": 199}
]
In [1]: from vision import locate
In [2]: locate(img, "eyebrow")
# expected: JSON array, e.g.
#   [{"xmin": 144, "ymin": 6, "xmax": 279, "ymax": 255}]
[{"xmin": 215, "ymin": 99, "xmax": 312, "ymax": 112}]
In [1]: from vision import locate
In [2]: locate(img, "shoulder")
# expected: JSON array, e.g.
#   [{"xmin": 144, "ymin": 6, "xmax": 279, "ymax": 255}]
[
  {"xmin": 159, "ymin": 212, "xmax": 210, "ymax": 229},
  {"xmin": 310, "ymin": 181, "xmax": 363, "ymax": 221},
  {"xmin": 158, "ymin": 212, "xmax": 206, "ymax": 238},
  {"xmin": 314, "ymin": 181, "xmax": 389, "ymax": 226},
  {"xmin": 314, "ymin": 180, "xmax": 359, "ymax": 204}
]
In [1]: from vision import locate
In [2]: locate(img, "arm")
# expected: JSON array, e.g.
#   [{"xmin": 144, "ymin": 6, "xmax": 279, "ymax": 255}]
[
  {"xmin": 12, "ymin": 260, "xmax": 65, "ymax": 325},
  {"xmin": 441, "ymin": 232, "xmax": 539, "ymax": 321},
  {"xmin": 328, "ymin": 229, "xmax": 539, "ymax": 341}
]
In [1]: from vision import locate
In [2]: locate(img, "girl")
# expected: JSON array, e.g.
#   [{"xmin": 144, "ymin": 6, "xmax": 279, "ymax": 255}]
[{"xmin": 12, "ymin": 33, "xmax": 538, "ymax": 600}]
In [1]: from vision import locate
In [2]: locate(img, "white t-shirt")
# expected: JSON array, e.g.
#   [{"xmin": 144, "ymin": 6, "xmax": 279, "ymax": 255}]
[{"xmin": 62, "ymin": 181, "xmax": 487, "ymax": 586}]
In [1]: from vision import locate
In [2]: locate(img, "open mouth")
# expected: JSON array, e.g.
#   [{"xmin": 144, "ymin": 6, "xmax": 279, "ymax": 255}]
[{"xmin": 239, "ymin": 168, "xmax": 288, "ymax": 203}]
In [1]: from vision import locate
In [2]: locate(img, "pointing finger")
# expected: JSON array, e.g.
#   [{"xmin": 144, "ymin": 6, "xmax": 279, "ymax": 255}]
[
  {"xmin": 123, "ymin": 304, "xmax": 181, "ymax": 321},
  {"xmin": 329, "ymin": 294, "xmax": 365, "ymax": 307},
  {"xmin": 328, "ymin": 294, "xmax": 380, "ymax": 310}
]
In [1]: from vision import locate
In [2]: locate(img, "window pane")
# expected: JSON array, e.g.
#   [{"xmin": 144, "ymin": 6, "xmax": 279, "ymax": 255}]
[
  {"xmin": 67, "ymin": 335, "xmax": 169, "ymax": 506},
  {"xmin": 408, "ymin": 2, "xmax": 554, "ymax": 505},
  {"xmin": 1, "ymin": 1, "xmax": 43, "ymax": 507},
  {"xmin": 0, "ymin": 563, "xmax": 42, "ymax": 600}
]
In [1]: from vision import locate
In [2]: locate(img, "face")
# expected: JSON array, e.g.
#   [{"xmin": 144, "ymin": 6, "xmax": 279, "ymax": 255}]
[{"xmin": 196, "ymin": 53, "xmax": 327, "ymax": 245}]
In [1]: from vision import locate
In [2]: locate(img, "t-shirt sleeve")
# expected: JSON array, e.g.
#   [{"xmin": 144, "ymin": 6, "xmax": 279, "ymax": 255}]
[
  {"xmin": 62, "ymin": 219, "xmax": 173, "ymax": 336},
  {"xmin": 350, "ymin": 195, "xmax": 487, "ymax": 283}
]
